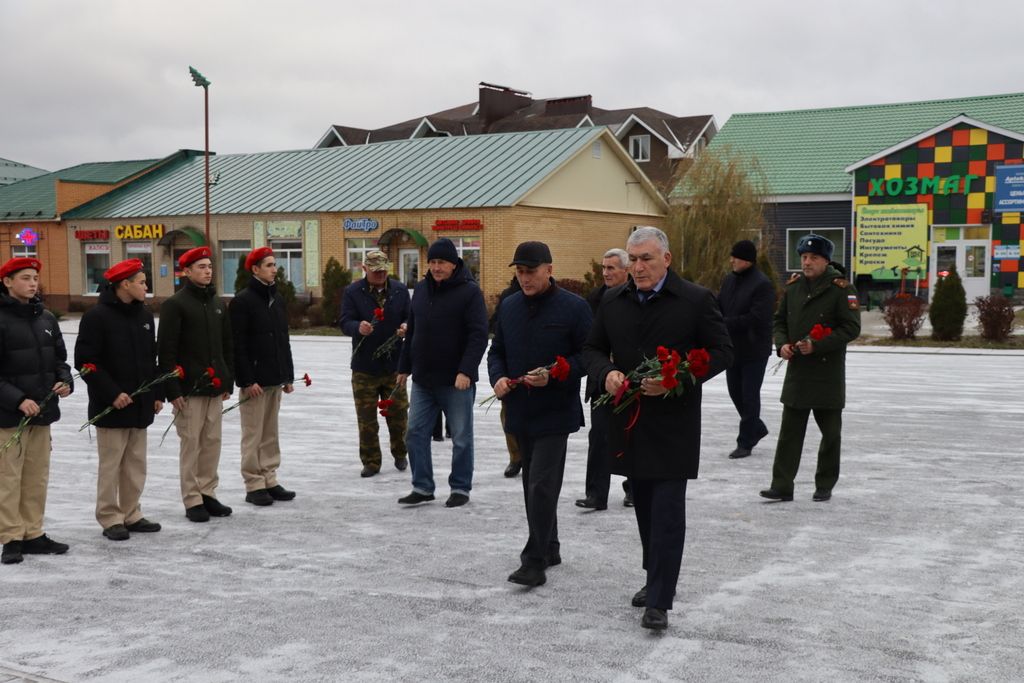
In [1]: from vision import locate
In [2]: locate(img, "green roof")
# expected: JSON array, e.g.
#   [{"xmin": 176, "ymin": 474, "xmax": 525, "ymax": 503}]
[
  {"xmin": 65, "ymin": 127, "xmax": 636, "ymax": 219},
  {"xmin": 0, "ymin": 158, "xmax": 161, "ymax": 220},
  {"xmin": 707, "ymin": 91, "xmax": 1024, "ymax": 196},
  {"xmin": 0, "ymin": 158, "xmax": 48, "ymax": 186}
]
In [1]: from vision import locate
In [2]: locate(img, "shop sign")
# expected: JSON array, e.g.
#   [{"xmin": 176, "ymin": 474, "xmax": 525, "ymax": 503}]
[
  {"xmin": 344, "ymin": 218, "xmax": 379, "ymax": 232},
  {"xmin": 867, "ymin": 174, "xmax": 980, "ymax": 197},
  {"xmin": 854, "ymin": 204, "xmax": 928, "ymax": 280},
  {"xmin": 433, "ymin": 219, "xmax": 483, "ymax": 231},
  {"xmin": 114, "ymin": 224, "xmax": 164, "ymax": 239},
  {"xmin": 994, "ymin": 244, "xmax": 1021, "ymax": 259},
  {"xmin": 84, "ymin": 243, "xmax": 111, "ymax": 254},
  {"xmin": 266, "ymin": 221, "xmax": 302, "ymax": 239},
  {"xmin": 994, "ymin": 164, "xmax": 1024, "ymax": 213},
  {"xmin": 15, "ymin": 227, "xmax": 39, "ymax": 246},
  {"xmin": 75, "ymin": 230, "xmax": 110, "ymax": 240}
]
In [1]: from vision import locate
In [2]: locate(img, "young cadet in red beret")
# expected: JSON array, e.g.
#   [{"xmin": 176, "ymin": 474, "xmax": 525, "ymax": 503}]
[
  {"xmin": 228, "ymin": 247, "xmax": 297, "ymax": 506},
  {"xmin": 74, "ymin": 259, "xmax": 164, "ymax": 541},
  {"xmin": 157, "ymin": 246, "xmax": 235, "ymax": 523},
  {"xmin": 0, "ymin": 258, "xmax": 74, "ymax": 565}
]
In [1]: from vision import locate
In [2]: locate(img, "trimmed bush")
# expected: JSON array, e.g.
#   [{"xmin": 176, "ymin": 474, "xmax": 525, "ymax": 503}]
[
  {"xmin": 320, "ymin": 257, "xmax": 351, "ymax": 326},
  {"xmin": 581, "ymin": 260, "xmax": 603, "ymax": 299},
  {"xmin": 556, "ymin": 278, "xmax": 587, "ymax": 297},
  {"xmin": 233, "ymin": 255, "xmax": 249, "ymax": 293},
  {"xmin": 883, "ymin": 295, "xmax": 927, "ymax": 340},
  {"xmin": 929, "ymin": 267, "xmax": 967, "ymax": 341},
  {"xmin": 975, "ymin": 294, "xmax": 1015, "ymax": 341}
]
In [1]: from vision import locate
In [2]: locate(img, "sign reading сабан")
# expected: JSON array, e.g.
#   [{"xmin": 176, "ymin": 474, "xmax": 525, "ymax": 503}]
[
  {"xmin": 854, "ymin": 204, "xmax": 928, "ymax": 281},
  {"xmin": 115, "ymin": 224, "xmax": 164, "ymax": 239}
]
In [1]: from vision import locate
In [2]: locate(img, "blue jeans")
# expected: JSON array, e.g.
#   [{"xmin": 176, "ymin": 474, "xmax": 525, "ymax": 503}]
[{"xmin": 406, "ymin": 381, "xmax": 475, "ymax": 496}]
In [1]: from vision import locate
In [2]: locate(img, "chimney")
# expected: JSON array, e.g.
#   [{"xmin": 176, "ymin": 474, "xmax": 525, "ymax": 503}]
[
  {"xmin": 478, "ymin": 82, "xmax": 532, "ymax": 125},
  {"xmin": 543, "ymin": 95, "xmax": 592, "ymax": 117}
]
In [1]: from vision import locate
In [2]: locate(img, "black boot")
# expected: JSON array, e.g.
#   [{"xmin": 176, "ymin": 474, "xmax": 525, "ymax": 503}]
[
  {"xmin": 22, "ymin": 534, "xmax": 69, "ymax": 555},
  {"xmin": 267, "ymin": 484, "xmax": 296, "ymax": 501},
  {"xmin": 507, "ymin": 565, "xmax": 546, "ymax": 587},
  {"xmin": 245, "ymin": 489, "xmax": 274, "ymax": 506},
  {"xmin": 202, "ymin": 494, "xmax": 233, "ymax": 517},
  {"xmin": 1, "ymin": 541, "xmax": 23, "ymax": 565},
  {"xmin": 641, "ymin": 607, "xmax": 668, "ymax": 630}
]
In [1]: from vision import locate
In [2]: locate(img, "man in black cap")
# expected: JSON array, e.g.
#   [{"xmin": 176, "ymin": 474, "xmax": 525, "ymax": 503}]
[
  {"xmin": 488, "ymin": 241, "xmax": 591, "ymax": 588},
  {"xmin": 396, "ymin": 237, "xmax": 488, "ymax": 508},
  {"xmin": 718, "ymin": 240, "xmax": 776, "ymax": 459},
  {"xmin": 760, "ymin": 233, "xmax": 860, "ymax": 503}
]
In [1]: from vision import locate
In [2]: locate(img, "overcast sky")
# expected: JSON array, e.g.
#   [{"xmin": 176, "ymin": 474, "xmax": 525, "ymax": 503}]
[{"xmin": 3, "ymin": 0, "xmax": 1022, "ymax": 172}]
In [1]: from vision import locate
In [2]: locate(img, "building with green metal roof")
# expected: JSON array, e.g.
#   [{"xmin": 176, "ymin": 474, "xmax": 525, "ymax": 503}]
[
  {"xmin": 707, "ymin": 91, "xmax": 1024, "ymax": 302},
  {"xmin": 0, "ymin": 158, "xmax": 48, "ymax": 186},
  {"xmin": 64, "ymin": 127, "xmax": 666, "ymax": 304}
]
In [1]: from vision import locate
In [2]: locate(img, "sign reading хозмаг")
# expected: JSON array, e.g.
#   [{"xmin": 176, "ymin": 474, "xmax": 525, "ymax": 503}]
[{"xmin": 994, "ymin": 164, "xmax": 1024, "ymax": 213}]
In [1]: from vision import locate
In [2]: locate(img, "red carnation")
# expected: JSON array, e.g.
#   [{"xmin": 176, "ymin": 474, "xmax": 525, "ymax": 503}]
[
  {"xmin": 549, "ymin": 356, "xmax": 571, "ymax": 382},
  {"xmin": 205, "ymin": 366, "xmax": 216, "ymax": 377},
  {"xmin": 656, "ymin": 346, "xmax": 670, "ymax": 361},
  {"xmin": 809, "ymin": 323, "xmax": 832, "ymax": 342},
  {"xmin": 373, "ymin": 307, "xmax": 385, "ymax": 321},
  {"xmin": 303, "ymin": 373, "xmax": 312, "ymax": 387},
  {"xmin": 210, "ymin": 377, "xmax": 222, "ymax": 390},
  {"xmin": 661, "ymin": 373, "xmax": 679, "ymax": 390},
  {"xmin": 80, "ymin": 363, "xmax": 98, "ymax": 374},
  {"xmin": 174, "ymin": 365, "xmax": 185, "ymax": 379},
  {"xmin": 686, "ymin": 348, "xmax": 711, "ymax": 378}
]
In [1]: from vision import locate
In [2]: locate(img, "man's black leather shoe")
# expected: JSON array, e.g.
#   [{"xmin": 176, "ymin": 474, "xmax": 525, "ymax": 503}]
[
  {"xmin": 574, "ymin": 496, "xmax": 607, "ymax": 511},
  {"xmin": 445, "ymin": 493, "xmax": 469, "ymax": 508},
  {"xmin": 245, "ymin": 489, "xmax": 274, "ymax": 506},
  {"xmin": 394, "ymin": 457, "xmax": 408, "ymax": 472},
  {"xmin": 186, "ymin": 505, "xmax": 210, "ymax": 522},
  {"xmin": 508, "ymin": 565, "xmax": 546, "ymax": 587},
  {"xmin": 641, "ymin": 607, "xmax": 668, "ymax": 630},
  {"xmin": 22, "ymin": 534, "xmax": 69, "ymax": 555},
  {"xmin": 360, "ymin": 466, "xmax": 379, "ymax": 478},
  {"xmin": 102, "ymin": 524, "xmax": 130, "ymax": 541},
  {"xmin": 813, "ymin": 489, "xmax": 832, "ymax": 502},
  {"xmin": 728, "ymin": 447, "xmax": 752, "ymax": 459},
  {"xmin": 202, "ymin": 495, "xmax": 232, "ymax": 517},
  {"xmin": 759, "ymin": 488, "xmax": 793, "ymax": 502},
  {"xmin": 398, "ymin": 491, "xmax": 434, "ymax": 505},
  {"xmin": 631, "ymin": 585, "xmax": 648, "ymax": 607},
  {"xmin": 126, "ymin": 518, "xmax": 161, "ymax": 533},
  {"xmin": 504, "ymin": 461, "xmax": 521, "ymax": 477},
  {"xmin": 623, "ymin": 491, "xmax": 634, "ymax": 507},
  {"xmin": 2, "ymin": 541, "xmax": 23, "ymax": 565},
  {"xmin": 267, "ymin": 485, "xmax": 296, "ymax": 501}
]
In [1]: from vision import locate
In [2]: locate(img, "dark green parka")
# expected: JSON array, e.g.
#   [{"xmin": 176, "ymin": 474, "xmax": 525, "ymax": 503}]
[
  {"xmin": 773, "ymin": 265, "xmax": 860, "ymax": 409},
  {"xmin": 157, "ymin": 279, "xmax": 234, "ymax": 401}
]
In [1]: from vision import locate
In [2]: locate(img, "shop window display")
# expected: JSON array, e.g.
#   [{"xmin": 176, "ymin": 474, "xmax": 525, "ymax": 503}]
[
  {"xmin": 270, "ymin": 239, "xmax": 304, "ymax": 293},
  {"xmin": 83, "ymin": 242, "xmax": 111, "ymax": 294}
]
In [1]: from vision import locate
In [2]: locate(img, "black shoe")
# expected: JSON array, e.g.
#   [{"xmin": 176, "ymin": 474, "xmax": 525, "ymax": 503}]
[
  {"xmin": 126, "ymin": 518, "xmax": 161, "ymax": 533},
  {"xmin": 267, "ymin": 485, "xmax": 296, "ymax": 501},
  {"xmin": 186, "ymin": 504, "xmax": 211, "ymax": 523},
  {"xmin": 728, "ymin": 447, "xmax": 752, "ymax": 459},
  {"xmin": 1, "ymin": 541, "xmax": 23, "ymax": 565},
  {"xmin": 507, "ymin": 565, "xmax": 546, "ymax": 587},
  {"xmin": 360, "ymin": 466, "xmax": 379, "ymax": 478},
  {"xmin": 546, "ymin": 553, "xmax": 561, "ymax": 568},
  {"xmin": 631, "ymin": 585, "xmax": 648, "ymax": 607},
  {"xmin": 574, "ymin": 496, "xmax": 608, "ymax": 511},
  {"xmin": 394, "ymin": 457, "xmax": 408, "ymax": 472},
  {"xmin": 245, "ymin": 489, "xmax": 274, "ymax": 506},
  {"xmin": 398, "ymin": 491, "xmax": 435, "ymax": 505},
  {"xmin": 202, "ymin": 495, "xmax": 233, "ymax": 517},
  {"xmin": 102, "ymin": 524, "xmax": 130, "ymax": 541},
  {"xmin": 445, "ymin": 493, "xmax": 469, "ymax": 508},
  {"xmin": 813, "ymin": 489, "xmax": 832, "ymax": 502},
  {"xmin": 759, "ymin": 488, "xmax": 793, "ymax": 502},
  {"xmin": 22, "ymin": 534, "xmax": 69, "ymax": 555},
  {"xmin": 641, "ymin": 607, "xmax": 668, "ymax": 630},
  {"xmin": 504, "ymin": 461, "xmax": 522, "ymax": 477},
  {"xmin": 432, "ymin": 435, "xmax": 444, "ymax": 442},
  {"xmin": 623, "ymin": 491, "xmax": 634, "ymax": 507}
]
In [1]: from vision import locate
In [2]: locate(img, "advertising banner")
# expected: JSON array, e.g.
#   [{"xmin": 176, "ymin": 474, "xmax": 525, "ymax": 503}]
[
  {"xmin": 994, "ymin": 164, "xmax": 1024, "ymax": 213},
  {"xmin": 854, "ymin": 204, "xmax": 928, "ymax": 280}
]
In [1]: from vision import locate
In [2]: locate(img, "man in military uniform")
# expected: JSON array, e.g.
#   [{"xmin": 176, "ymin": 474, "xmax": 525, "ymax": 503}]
[
  {"xmin": 760, "ymin": 234, "xmax": 861, "ymax": 503},
  {"xmin": 340, "ymin": 250, "xmax": 410, "ymax": 478}
]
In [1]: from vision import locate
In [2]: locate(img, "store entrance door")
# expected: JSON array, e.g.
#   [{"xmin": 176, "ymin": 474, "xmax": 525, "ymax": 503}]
[
  {"xmin": 930, "ymin": 238, "xmax": 990, "ymax": 302},
  {"xmin": 399, "ymin": 248, "xmax": 420, "ymax": 289}
]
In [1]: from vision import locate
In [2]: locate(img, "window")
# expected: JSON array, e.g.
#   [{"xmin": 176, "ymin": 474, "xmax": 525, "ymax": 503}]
[
  {"xmin": 270, "ymin": 239, "xmax": 304, "ymax": 293},
  {"xmin": 12, "ymin": 244, "xmax": 37, "ymax": 259},
  {"xmin": 219, "ymin": 239, "xmax": 251, "ymax": 295},
  {"xmin": 785, "ymin": 229, "xmax": 845, "ymax": 271},
  {"xmin": 629, "ymin": 135, "xmax": 651, "ymax": 162},
  {"xmin": 450, "ymin": 236, "xmax": 481, "ymax": 281},
  {"xmin": 83, "ymin": 243, "xmax": 111, "ymax": 294},
  {"xmin": 124, "ymin": 242, "xmax": 154, "ymax": 296},
  {"xmin": 347, "ymin": 238, "xmax": 377, "ymax": 278}
]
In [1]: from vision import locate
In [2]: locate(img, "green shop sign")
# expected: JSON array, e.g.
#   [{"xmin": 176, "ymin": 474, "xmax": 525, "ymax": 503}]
[{"xmin": 867, "ymin": 174, "xmax": 980, "ymax": 197}]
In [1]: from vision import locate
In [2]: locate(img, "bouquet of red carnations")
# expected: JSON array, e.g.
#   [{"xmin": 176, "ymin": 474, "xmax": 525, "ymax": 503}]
[
  {"xmin": 593, "ymin": 346, "xmax": 710, "ymax": 414},
  {"xmin": 478, "ymin": 355, "xmax": 572, "ymax": 411}
]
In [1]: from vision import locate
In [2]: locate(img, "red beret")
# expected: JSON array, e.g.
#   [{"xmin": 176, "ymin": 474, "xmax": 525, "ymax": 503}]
[
  {"xmin": 178, "ymin": 246, "xmax": 212, "ymax": 269},
  {"xmin": 0, "ymin": 257, "xmax": 42, "ymax": 279},
  {"xmin": 104, "ymin": 258, "xmax": 144, "ymax": 283},
  {"xmin": 244, "ymin": 246, "xmax": 274, "ymax": 271}
]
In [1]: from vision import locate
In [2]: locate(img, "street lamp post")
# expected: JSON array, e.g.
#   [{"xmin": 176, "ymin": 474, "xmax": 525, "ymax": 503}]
[{"xmin": 189, "ymin": 66, "xmax": 211, "ymax": 245}]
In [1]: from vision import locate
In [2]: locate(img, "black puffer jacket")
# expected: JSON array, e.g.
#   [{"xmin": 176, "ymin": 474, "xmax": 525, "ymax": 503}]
[
  {"xmin": 0, "ymin": 293, "xmax": 73, "ymax": 428},
  {"xmin": 74, "ymin": 286, "xmax": 161, "ymax": 429},
  {"xmin": 157, "ymin": 279, "xmax": 234, "ymax": 400},
  {"xmin": 229, "ymin": 276, "xmax": 294, "ymax": 388}
]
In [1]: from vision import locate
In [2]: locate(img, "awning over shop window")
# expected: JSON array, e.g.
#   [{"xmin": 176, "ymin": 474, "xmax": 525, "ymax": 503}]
[
  {"xmin": 157, "ymin": 226, "xmax": 207, "ymax": 247},
  {"xmin": 378, "ymin": 228, "xmax": 428, "ymax": 248}
]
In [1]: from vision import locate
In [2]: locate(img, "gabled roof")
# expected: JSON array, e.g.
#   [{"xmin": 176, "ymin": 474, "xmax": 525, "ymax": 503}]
[
  {"xmin": 0, "ymin": 156, "xmax": 167, "ymax": 221},
  {"xmin": 709, "ymin": 91, "xmax": 1024, "ymax": 196},
  {"xmin": 65, "ymin": 127, "xmax": 665, "ymax": 219},
  {"xmin": 0, "ymin": 158, "xmax": 48, "ymax": 186}
]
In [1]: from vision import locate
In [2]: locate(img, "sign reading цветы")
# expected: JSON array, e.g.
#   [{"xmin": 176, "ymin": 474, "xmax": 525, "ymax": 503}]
[{"xmin": 994, "ymin": 164, "xmax": 1024, "ymax": 213}]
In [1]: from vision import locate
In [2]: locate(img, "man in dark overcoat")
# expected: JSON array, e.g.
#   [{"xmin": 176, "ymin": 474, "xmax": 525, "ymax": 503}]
[
  {"xmin": 75, "ymin": 259, "xmax": 163, "ymax": 541},
  {"xmin": 230, "ymin": 247, "xmax": 297, "ymax": 506},
  {"xmin": 718, "ymin": 239, "xmax": 776, "ymax": 459},
  {"xmin": 488, "ymin": 241, "xmax": 591, "ymax": 588},
  {"xmin": 760, "ymin": 234, "xmax": 860, "ymax": 503},
  {"xmin": 583, "ymin": 227, "xmax": 732, "ymax": 631}
]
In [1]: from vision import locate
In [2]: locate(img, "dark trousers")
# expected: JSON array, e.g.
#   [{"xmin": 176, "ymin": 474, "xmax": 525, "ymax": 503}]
[
  {"xmin": 770, "ymin": 406, "xmax": 842, "ymax": 495},
  {"xmin": 726, "ymin": 358, "xmax": 769, "ymax": 449},
  {"xmin": 516, "ymin": 433, "xmax": 567, "ymax": 569},
  {"xmin": 584, "ymin": 403, "xmax": 611, "ymax": 504},
  {"xmin": 632, "ymin": 479, "xmax": 688, "ymax": 610}
]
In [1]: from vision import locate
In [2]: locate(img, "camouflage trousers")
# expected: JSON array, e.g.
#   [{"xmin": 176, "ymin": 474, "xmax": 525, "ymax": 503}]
[{"xmin": 352, "ymin": 371, "xmax": 409, "ymax": 470}]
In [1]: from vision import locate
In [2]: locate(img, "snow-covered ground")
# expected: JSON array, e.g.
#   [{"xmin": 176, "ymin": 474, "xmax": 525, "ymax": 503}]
[{"xmin": 1, "ymin": 326, "xmax": 1021, "ymax": 682}]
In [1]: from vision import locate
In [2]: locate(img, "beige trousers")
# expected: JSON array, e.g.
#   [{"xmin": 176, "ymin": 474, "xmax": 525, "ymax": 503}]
[
  {"xmin": 95, "ymin": 427, "xmax": 148, "ymax": 529},
  {"xmin": 175, "ymin": 396, "xmax": 223, "ymax": 508},
  {"xmin": 239, "ymin": 387, "xmax": 282, "ymax": 492},
  {"xmin": 0, "ymin": 425, "xmax": 51, "ymax": 544}
]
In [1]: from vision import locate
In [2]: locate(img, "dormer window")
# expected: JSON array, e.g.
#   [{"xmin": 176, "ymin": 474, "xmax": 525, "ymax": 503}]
[{"xmin": 629, "ymin": 135, "xmax": 651, "ymax": 162}]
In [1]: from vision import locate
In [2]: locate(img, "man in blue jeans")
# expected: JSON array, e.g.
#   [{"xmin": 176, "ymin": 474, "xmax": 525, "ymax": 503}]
[{"xmin": 396, "ymin": 238, "xmax": 488, "ymax": 508}]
